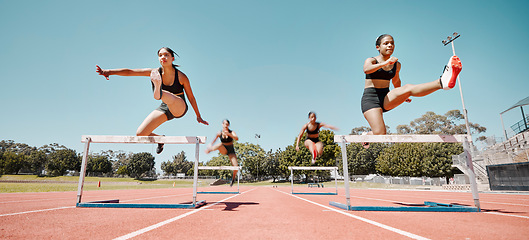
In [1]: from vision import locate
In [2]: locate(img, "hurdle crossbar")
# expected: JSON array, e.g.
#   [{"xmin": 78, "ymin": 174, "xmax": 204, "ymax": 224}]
[
  {"xmin": 196, "ymin": 165, "xmax": 241, "ymax": 194},
  {"xmin": 76, "ymin": 135, "xmax": 206, "ymax": 209},
  {"xmin": 289, "ymin": 166, "xmax": 339, "ymax": 195},
  {"xmin": 331, "ymin": 134, "xmax": 481, "ymax": 212}
]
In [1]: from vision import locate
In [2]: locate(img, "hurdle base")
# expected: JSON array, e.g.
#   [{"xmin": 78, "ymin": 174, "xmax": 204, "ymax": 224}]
[
  {"xmin": 292, "ymin": 192, "xmax": 337, "ymax": 195},
  {"xmin": 76, "ymin": 200, "xmax": 207, "ymax": 209},
  {"xmin": 329, "ymin": 201, "xmax": 479, "ymax": 212},
  {"xmin": 197, "ymin": 191, "xmax": 240, "ymax": 194}
]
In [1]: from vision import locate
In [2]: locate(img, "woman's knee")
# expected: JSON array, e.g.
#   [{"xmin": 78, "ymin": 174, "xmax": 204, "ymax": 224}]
[
  {"xmin": 136, "ymin": 128, "xmax": 149, "ymax": 136},
  {"xmin": 372, "ymin": 127, "xmax": 386, "ymax": 135}
]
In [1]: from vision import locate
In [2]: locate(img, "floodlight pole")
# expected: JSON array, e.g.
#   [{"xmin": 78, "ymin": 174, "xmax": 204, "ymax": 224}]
[{"xmin": 443, "ymin": 33, "xmax": 473, "ymax": 149}]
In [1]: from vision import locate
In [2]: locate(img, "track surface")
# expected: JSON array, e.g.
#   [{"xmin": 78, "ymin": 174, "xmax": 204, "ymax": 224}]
[{"xmin": 1, "ymin": 186, "xmax": 528, "ymax": 239}]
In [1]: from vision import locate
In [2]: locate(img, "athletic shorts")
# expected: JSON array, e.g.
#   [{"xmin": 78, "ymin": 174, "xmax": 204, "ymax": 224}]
[
  {"xmin": 307, "ymin": 137, "xmax": 320, "ymax": 143},
  {"xmin": 361, "ymin": 87, "xmax": 390, "ymax": 113},
  {"xmin": 223, "ymin": 144, "xmax": 236, "ymax": 155},
  {"xmin": 156, "ymin": 96, "xmax": 188, "ymax": 120}
]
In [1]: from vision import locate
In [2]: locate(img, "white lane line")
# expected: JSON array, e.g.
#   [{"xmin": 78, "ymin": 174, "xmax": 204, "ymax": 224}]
[
  {"xmin": 483, "ymin": 212, "xmax": 529, "ymax": 219},
  {"xmin": 113, "ymin": 188, "xmax": 257, "ymax": 240},
  {"xmin": 0, "ymin": 206, "xmax": 75, "ymax": 217},
  {"xmin": 274, "ymin": 189, "xmax": 430, "ymax": 240},
  {"xmin": 0, "ymin": 193, "xmax": 191, "ymax": 217}
]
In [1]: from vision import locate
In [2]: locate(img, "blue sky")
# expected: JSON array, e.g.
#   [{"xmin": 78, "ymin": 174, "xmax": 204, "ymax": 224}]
[{"xmin": 1, "ymin": 0, "xmax": 528, "ymax": 171}]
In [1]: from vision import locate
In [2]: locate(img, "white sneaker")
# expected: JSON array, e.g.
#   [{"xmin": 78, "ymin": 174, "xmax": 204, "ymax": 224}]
[
  {"xmin": 440, "ymin": 55, "xmax": 462, "ymax": 90},
  {"xmin": 150, "ymin": 69, "xmax": 163, "ymax": 100}
]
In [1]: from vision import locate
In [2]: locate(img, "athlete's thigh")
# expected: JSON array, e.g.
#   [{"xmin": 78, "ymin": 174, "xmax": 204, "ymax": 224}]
[{"xmin": 136, "ymin": 110, "xmax": 168, "ymax": 135}]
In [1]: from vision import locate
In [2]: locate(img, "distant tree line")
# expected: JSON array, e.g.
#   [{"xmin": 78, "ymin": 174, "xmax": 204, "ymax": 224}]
[{"xmin": 1, "ymin": 110, "xmax": 486, "ymax": 181}]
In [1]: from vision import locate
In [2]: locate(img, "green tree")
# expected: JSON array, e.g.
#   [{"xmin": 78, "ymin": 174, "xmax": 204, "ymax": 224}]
[
  {"xmin": 126, "ymin": 152, "xmax": 155, "ymax": 179},
  {"xmin": 396, "ymin": 110, "xmax": 487, "ymax": 141},
  {"xmin": 376, "ymin": 143, "xmax": 462, "ymax": 177},
  {"xmin": 27, "ymin": 150, "xmax": 47, "ymax": 175},
  {"xmin": 45, "ymin": 148, "xmax": 80, "ymax": 176},
  {"xmin": 280, "ymin": 130, "xmax": 340, "ymax": 182},
  {"xmin": 0, "ymin": 151, "xmax": 27, "ymax": 174},
  {"xmin": 263, "ymin": 149, "xmax": 283, "ymax": 182},
  {"xmin": 203, "ymin": 154, "xmax": 231, "ymax": 179},
  {"xmin": 237, "ymin": 142, "xmax": 266, "ymax": 181},
  {"xmin": 375, "ymin": 110, "xmax": 483, "ymax": 177},
  {"xmin": 340, "ymin": 142, "xmax": 387, "ymax": 176},
  {"xmin": 87, "ymin": 155, "xmax": 113, "ymax": 176},
  {"xmin": 161, "ymin": 151, "xmax": 193, "ymax": 176}
]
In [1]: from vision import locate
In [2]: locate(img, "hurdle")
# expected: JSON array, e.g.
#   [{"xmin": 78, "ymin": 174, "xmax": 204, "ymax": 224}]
[
  {"xmin": 76, "ymin": 135, "xmax": 207, "ymax": 209},
  {"xmin": 196, "ymin": 165, "xmax": 241, "ymax": 194},
  {"xmin": 289, "ymin": 166, "xmax": 339, "ymax": 195},
  {"xmin": 330, "ymin": 134, "xmax": 480, "ymax": 212}
]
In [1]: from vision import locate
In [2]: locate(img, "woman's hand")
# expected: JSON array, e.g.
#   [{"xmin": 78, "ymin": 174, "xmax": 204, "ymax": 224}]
[
  {"xmin": 96, "ymin": 65, "xmax": 110, "ymax": 80},
  {"xmin": 295, "ymin": 145, "xmax": 300, "ymax": 151},
  {"xmin": 197, "ymin": 116, "xmax": 209, "ymax": 125},
  {"xmin": 386, "ymin": 57, "xmax": 398, "ymax": 65}
]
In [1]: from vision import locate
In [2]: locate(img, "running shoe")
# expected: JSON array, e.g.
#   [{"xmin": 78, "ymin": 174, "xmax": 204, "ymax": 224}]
[
  {"xmin": 156, "ymin": 143, "xmax": 164, "ymax": 154},
  {"xmin": 440, "ymin": 55, "xmax": 462, "ymax": 90},
  {"xmin": 150, "ymin": 69, "xmax": 163, "ymax": 100},
  {"xmin": 230, "ymin": 177, "xmax": 235, "ymax": 187}
]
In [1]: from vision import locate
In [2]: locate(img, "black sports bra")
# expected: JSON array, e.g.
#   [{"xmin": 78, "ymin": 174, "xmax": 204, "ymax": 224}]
[
  {"xmin": 220, "ymin": 130, "xmax": 233, "ymax": 143},
  {"xmin": 306, "ymin": 122, "xmax": 320, "ymax": 135},
  {"xmin": 151, "ymin": 66, "xmax": 184, "ymax": 95},
  {"xmin": 365, "ymin": 58, "xmax": 397, "ymax": 80}
]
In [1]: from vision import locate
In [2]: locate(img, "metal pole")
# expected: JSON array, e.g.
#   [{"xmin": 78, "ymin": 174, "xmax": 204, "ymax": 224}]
[
  {"xmin": 77, "ymin": 137, "xmax": 91, "ymax": 204},
  {"xmin": 520, "ymin": 107, "xmax": 528, "ymax": 131},
  {"xmin": 500, "ymin": 114, "xmax": 508, "ymax": 141},
  {"xmin": 290, "ymin": 168, "xmax": 294, "ymax": 194},
  {"xmin": 192, "ymin": 137, "xmax": 200, "ymax": 205},
  {"xmin": 340, "ymin": 137, "xmax": 351, "ymax": 207},
  {"xmin": 334, "ymin": 168, "xmax": 338, "ymax": 195},
  {"xmin": 463, "ymin": 136, "xmax": 481, "ymax": 211},
  {"xmin": 450, "ymin": 40, "xmax": 473, "ymax": 146}
]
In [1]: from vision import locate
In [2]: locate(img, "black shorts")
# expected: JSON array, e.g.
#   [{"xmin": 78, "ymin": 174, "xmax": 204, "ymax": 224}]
[
  {"xmin": 156, "ymin": 96, "xmax": 188, "ymax": 120},
  {"xmin": 223, "ymin": 144, "xmax": 236, "ymax": 155},
  {"xmin": 307, "ymin": 137, "xmax": 320, "ymax": 143},
  {"xmin": 361, "ymin": 87, "xmax": 390, "ymax": 113}
]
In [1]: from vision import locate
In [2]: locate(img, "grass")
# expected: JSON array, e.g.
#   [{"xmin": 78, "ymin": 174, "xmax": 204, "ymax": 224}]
[
  {"xmin": 0, "ymin": 175, "xmax": 215, "ymax": 193},
  {"xmin": 0, "ymin": 175, "xmax": 441, "ymax": 193}
]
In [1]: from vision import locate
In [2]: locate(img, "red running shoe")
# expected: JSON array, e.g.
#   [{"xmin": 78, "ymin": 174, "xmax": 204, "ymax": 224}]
[{"xmin": 440, "ymin": 55, "xmax": 462, "ymax": 90}]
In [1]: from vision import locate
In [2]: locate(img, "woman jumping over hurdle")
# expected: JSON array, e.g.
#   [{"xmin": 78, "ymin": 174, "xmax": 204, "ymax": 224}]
[
  {"xmin": 296, "ymin": 112, "xmax": 339, "ymax": 164},
  {"xmin": 361, "ymin": 34, "xmax": 462, "ymax": 147},
  {"xmin": 205, "ymin": 119, "xmax": 239, "ymax": 187},
  {"xmin": 96, "ymin": 47, "xmax": 209, "ymax": 154}
]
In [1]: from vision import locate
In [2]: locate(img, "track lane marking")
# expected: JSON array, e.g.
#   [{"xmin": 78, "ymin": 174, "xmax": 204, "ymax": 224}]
[
  {"xmin": 113, "ymin": 188, "xmax": 257, "ymax": 240},
  {"xmin": 0, "ymin": 193, "xmax": 191, "ymax": 217},
  {"xmin": 274, "ymin": 188, "xmax": 430, "ymax": 240}
]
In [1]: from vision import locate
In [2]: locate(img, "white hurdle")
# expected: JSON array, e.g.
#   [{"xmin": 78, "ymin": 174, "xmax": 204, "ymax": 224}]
[
  {"xmin": 197, "ymin": 166, "xmax": 242, "ymax": 194},
  {"xmin": 333, "ymin": 134, "xmax": 481, "ymax": 212},
  {"xmin": 288, "ymin": 166, "xmax": 339, "ymax": 195},
  {"xmin": 77, "ymin": 135, "xmax": 206, "ymax": 208}
]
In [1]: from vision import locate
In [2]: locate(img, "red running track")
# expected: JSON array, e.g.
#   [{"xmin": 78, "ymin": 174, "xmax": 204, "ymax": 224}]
[{"xmin": 1, "ymin": 186, "xmax": 528, "ymax": 239}]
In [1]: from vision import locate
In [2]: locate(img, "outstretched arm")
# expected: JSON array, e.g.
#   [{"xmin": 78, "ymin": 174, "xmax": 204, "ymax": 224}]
[
  {"xmin": 180, "ymin": 71, "xmax": 209, "ymax": 125},
  {"xmin": 320, "ymin": 122, "xmax": 339, "ymax": 131},
  {"xmin": 96, "ymin": 65, "xmax": 152, "ymax": 80}
]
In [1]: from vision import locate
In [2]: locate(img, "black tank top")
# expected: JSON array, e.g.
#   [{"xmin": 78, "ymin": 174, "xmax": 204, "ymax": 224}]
[
  {"xmin": 151, "ymin": 66, "xmax": 184, "ymax": 95},
  {"xmin": 306, "ymin": 122, "xmax": 320, "ymax": 135},
  {"xmin": 365, "ymin": 58, "xmax": 397, "ymax": 80},
  {"xmin": 220, "ymin": 130, "xmax": 233, "ymax": 143}
]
